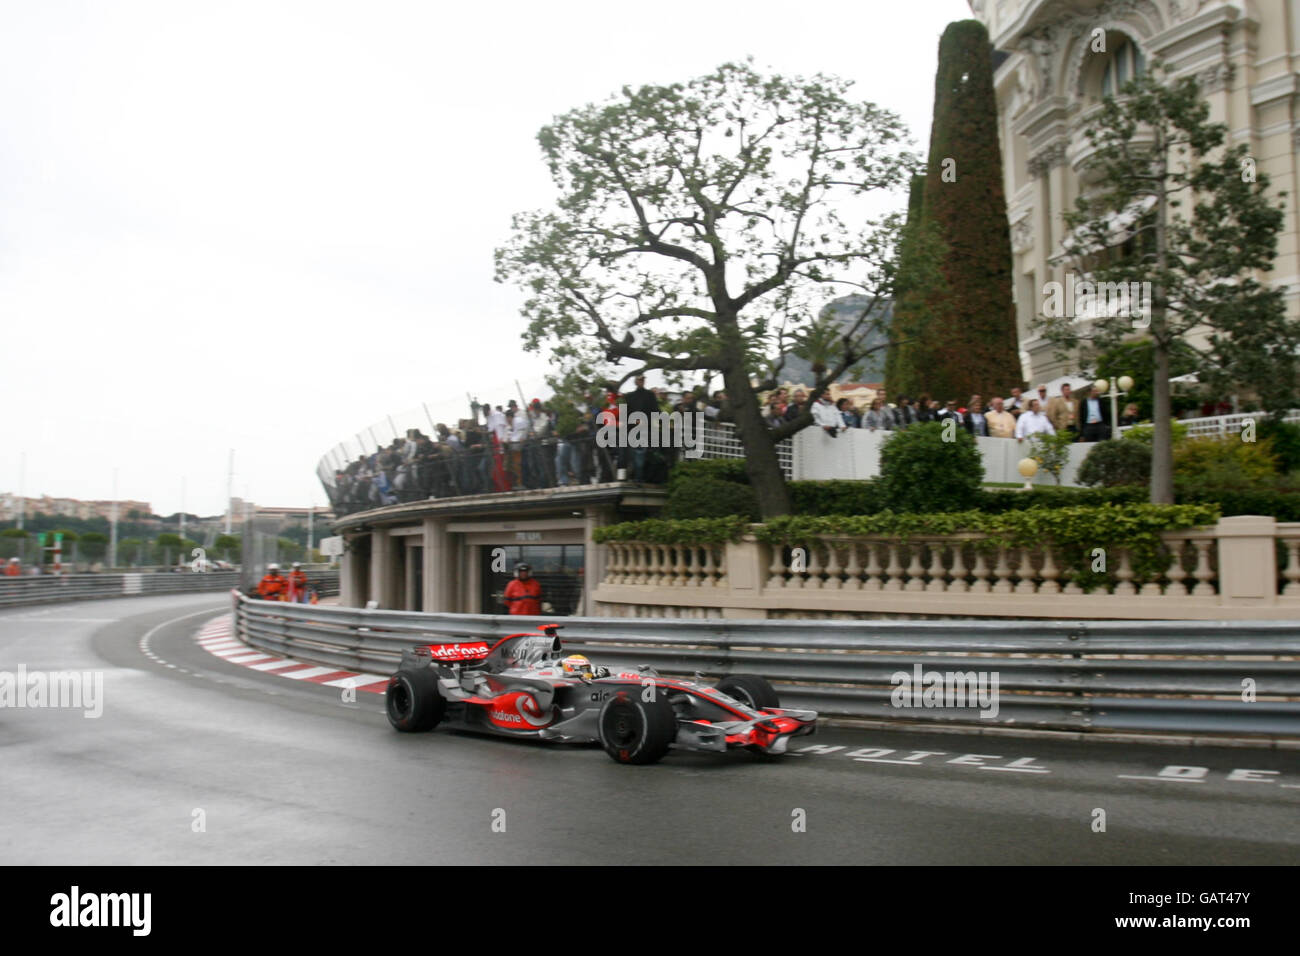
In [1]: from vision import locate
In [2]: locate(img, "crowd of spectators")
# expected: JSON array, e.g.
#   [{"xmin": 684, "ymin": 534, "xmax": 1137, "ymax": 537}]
[
  {"xmin": 327, "ymin": 382, "xmax": 735, "ymax": 516},
  {"xmin": 327, "ymin": 379, "xmax": 1145, "ymax": 516},
  {"xmin": 773, "ymin": 382, "xmax": 1141, "ymax": 443}
]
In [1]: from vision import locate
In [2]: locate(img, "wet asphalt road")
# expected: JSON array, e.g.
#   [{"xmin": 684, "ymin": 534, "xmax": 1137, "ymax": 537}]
[{"xmin": 1, "ymin": 594, "xmax": 1297, "ymax": 864}]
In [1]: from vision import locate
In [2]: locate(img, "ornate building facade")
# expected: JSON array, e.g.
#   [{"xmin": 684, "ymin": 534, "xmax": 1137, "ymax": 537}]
[{"xmin": 969, "ymin": 0, "xmax": 1300, "ymax": 383}]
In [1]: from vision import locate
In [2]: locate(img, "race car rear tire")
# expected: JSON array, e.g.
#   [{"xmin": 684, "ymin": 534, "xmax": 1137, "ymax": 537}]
[
  {"xmin": 716, "ymin": 674, "xmax": 780, "ymax": 710},
  {"xmin": 387, "ymin": 667, "xmax": 445, "ymax": 732},
  {"xmin": 597, "ymin": 691, "xmax": 677, "ymax": 765}
]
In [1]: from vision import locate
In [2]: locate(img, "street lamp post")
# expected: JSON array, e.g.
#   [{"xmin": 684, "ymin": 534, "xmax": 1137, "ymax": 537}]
[{"xmin": 1093, "ymin": 375, "xmax": 1135, "ymax": 438}]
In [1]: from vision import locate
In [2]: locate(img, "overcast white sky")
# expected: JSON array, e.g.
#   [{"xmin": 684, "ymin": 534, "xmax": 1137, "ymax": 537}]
[{"xmin": 1, "ymin": 0, "xmax": 972, "ymax": 517}]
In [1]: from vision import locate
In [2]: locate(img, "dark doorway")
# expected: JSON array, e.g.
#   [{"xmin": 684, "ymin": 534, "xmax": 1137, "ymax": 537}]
[
  {"xmin": 480, "ymin": 544, "xmax": 584, "ymax": 616},
  {"xmin": 410, "ymin": 545, "xmax": 423, "ymax": 611}
]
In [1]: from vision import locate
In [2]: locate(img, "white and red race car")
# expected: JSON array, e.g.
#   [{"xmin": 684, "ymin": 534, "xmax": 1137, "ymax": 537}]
[{"xmin": 386, "ymin": 625, "xmax": 817, "ymax": 764}]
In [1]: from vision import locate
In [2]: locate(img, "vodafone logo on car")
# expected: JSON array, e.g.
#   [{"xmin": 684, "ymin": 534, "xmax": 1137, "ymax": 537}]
[
  {"xmin": 487, "ymin": 691, "xmax": 553, "ymax": 729},
  {"xmin": 426, "ymin": 642, "xmax": 490, "ymax": 660}
]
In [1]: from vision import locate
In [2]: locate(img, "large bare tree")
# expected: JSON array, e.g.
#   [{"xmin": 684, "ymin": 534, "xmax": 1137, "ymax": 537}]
[{"xmin": 495, "ymin": 61, "xmax": 939, "ymax": 517}]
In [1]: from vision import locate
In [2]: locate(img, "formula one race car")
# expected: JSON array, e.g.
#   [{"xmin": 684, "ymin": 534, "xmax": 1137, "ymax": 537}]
[{"xmin": 385, "ymin": 625, "xmax": 816, "ymax": 764}]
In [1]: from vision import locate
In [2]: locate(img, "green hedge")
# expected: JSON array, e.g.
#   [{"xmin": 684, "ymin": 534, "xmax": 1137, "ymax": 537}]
[
  {"xmin": 663, "ymin": 455, "xmax": 1300, "ymax": 521},
  {"xmin": 664, "ymin": 476, "xmax": 760, "ymax": 521},
  {"xmin": 1178, "ymin": 485, "xmax": 1300, "ymax": 522},
  {"xmin": 787, "ymin": 482, "xmax": 1151, "ymax": 516},
  {"xmin": 789, "ymin": 480, "xmax": 890, "ymax": 515},
  {"xmin": 593, "ymin": 515, "xmax": 751, "ymax": 545},
  {"xmin": 666, "ymin": 458, "xmax": 750, "ymax": 491}
]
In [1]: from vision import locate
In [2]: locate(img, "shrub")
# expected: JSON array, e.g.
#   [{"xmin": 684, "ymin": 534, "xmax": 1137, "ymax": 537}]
[
  {"xmin": 1122, "ymin": 421, "xmax": 1190, "ymax": 446},
  {"xmin": 1257, "ymin": 419, "xmax": 1300, "ymax": 473},
  {"xmin": 1176, "ymin": 484, "xmax": 1300, "ymax": 521},
  {"xmin": 1028, "ymin": 430, "xmax": 1075, "ymax": 485},
  {"xmin": 1077, "ymin": 439, "xmax": 1152, "ymax": 487},
  {"xmin": 878, "ymin": 422, "xmax": 983, "ymax": 513},
  {"xmin": 663, "ymin": 476, "xmax": 760, "ymax": 520},
  {"xmin": 789, "ymin": 479, "xmax": 889, "ymax": 516},
  {"xmin": 976, "ymin": 485, "xmax": 1146, "ymax": 512},
  {"xmin": 1174, "ymin": 436, "xmax": 1278, "ymax": 485},
  {"xmin": 666, "ymin": 458, "xmax": 750, "ymax": 492}
]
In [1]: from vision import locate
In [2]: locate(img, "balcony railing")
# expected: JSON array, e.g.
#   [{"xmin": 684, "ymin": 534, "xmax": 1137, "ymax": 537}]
[
  {"xmin": 595, "ymin": 517, "xmax": 1300, "ymax": 620},
  {"xmin": 320, "ymin": 420, "xmax": 791, "ymax": 518}
]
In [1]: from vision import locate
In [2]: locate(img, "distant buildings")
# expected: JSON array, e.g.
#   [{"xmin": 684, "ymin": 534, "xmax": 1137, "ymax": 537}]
[
  {"xmin": 0, "ymin": 494, "xmax": 152, "ymax": 522},
  {"xmin": 227, "ymin": 498, "xmax": 333, "ymax": 526},
  {"xmin": 0, "ymin": 493, "xmax": 330, "ymax": 529}
]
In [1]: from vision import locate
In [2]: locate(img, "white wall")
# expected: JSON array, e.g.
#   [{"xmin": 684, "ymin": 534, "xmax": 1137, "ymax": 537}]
[{"xmin": 792, "ymin": 426, "xmax": 1093, "ymax": 487}]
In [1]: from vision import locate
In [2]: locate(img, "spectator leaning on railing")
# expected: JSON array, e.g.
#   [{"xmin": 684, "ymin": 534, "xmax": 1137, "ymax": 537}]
[
  {"xmin": 1045, "ymin": 383, "xmax": 1078, "ymax": 439},
  {"xmin": 985, "ymin": 397, "xmax": 1016, "ymax": 438},
  {"xmin": 321, "ymin": 374, "xmax": 1121, "ymax": 518},
  {"xmin": 965, "ymin": 397, "xmax": 989, "ymax": 437},
  {"xmin": 813, "ymin": 391, "xmax": 845, "ymax": 437},
  {"xmin": 894, "ymin": 395, "xmax": 916, "ymax": 429},
  {"xmin": 1076, "ymin": 385, "xmax": 1112, "ymax": 442},
  {"xmin": 836, "ymin": 397, "xmax": 860, "ymax": 428},
  {"xmin": 1014, "ymin": 398, "xmax": 1055, "ymax": 441},
  {"xmin": 862, "ymin": 398, "xmax": 893, "ymax": 431}
]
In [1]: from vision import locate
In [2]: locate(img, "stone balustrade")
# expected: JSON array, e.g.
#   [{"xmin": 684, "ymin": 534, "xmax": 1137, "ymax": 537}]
[{"xmin": 594, "ymin": 516, "xmax": 1300, "ymax": 620}]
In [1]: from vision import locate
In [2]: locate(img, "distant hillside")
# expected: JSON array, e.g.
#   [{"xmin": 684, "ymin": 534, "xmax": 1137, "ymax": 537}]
[{"xmin": 776, "ymin": 295, "xmax": 893, "ymax": 385}]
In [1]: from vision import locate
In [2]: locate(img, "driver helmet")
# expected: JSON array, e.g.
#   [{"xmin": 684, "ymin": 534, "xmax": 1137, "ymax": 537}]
[
  {"xmin": 561, "ymin": 654, "xmax": 593, "ymax": 679},
  {"xmin": 267, "ymin": 563, "xmax": 280, "ymax": 571}
]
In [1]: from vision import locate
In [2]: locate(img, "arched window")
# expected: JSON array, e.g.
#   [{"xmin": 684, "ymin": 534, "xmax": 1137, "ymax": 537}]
[{"xmin": 1101, "ymin": 37, "xmax": 1145, "ymax": 98}]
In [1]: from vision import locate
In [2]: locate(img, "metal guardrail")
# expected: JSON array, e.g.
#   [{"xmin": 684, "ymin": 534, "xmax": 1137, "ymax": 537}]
[
  {"xmin": 0, "ymin": 571, "xmax": 339, "ymax": 609},
  {"xmin": 232, "ymin": 595, "xmax": 1300, "ymax": 737}
]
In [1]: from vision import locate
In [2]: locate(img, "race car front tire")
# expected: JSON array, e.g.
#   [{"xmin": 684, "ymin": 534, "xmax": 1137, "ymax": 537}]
[
  {"xmin": 386, "ymin": 667, "xmax": 445, "ymax": 732},
  {"xmin": 597, "ymin": 691, "xmax": 677, "ymax": 765},
  {"xmin": 715, "ymin": 674, "xmax": 780, "ymax": 710}
]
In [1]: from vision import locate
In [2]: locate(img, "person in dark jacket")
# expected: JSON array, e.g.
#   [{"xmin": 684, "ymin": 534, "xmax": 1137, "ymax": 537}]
[
  {"xmin": 894, "ymin": 395, "xmax": 916, "ymax": 429},
  {"xmin": 783, "ymin": 389, "xmax": 808, "ymax": 422},
  {"xmin": 964, "ymin": 397, "xmax": 989, "ymax": 437},
  {"xmin": 623, "ymin": 374, "xmax": 660, "ymax": 481}
]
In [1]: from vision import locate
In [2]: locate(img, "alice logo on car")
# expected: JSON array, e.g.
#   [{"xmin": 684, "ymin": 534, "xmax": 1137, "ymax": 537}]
[{"xmin": 385, "ymin": 625, "xmax": 817, "ymax": 765}]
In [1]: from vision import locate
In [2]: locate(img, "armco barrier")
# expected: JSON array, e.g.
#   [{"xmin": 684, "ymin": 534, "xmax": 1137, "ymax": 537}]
[
  {"xmin": 232, "ymin": 593, "xmax": 1300, "ymax": 737},
  {"xmin": 1, "ymin": 571, "xmax": 339, "ymax": 608}
]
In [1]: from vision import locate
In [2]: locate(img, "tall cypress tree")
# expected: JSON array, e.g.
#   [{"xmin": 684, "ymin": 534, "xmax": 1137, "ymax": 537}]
[
  {"xmin": 912, "ymin": 19, "xmax": 1021, "ymax": 402},
  {"xmin": 884, "ymin": 174, "xmax": 930, "ymax": 395}
]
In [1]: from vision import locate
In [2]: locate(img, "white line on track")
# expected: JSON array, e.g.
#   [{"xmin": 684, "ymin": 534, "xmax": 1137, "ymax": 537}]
[
  {"xmin": 280, "ymin": 666, "xmax": 337, "ymax": 680},
  {"xmin": 248, "ymin": 659, "xmax": 305, "ymax": 671},
  {"xmin": 137, "ymin": 605, "xmax": 233, "ymax": 676},
  {"xmin": 322, "ymin": 673, "xmax": 388, "ymax": 687}
]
